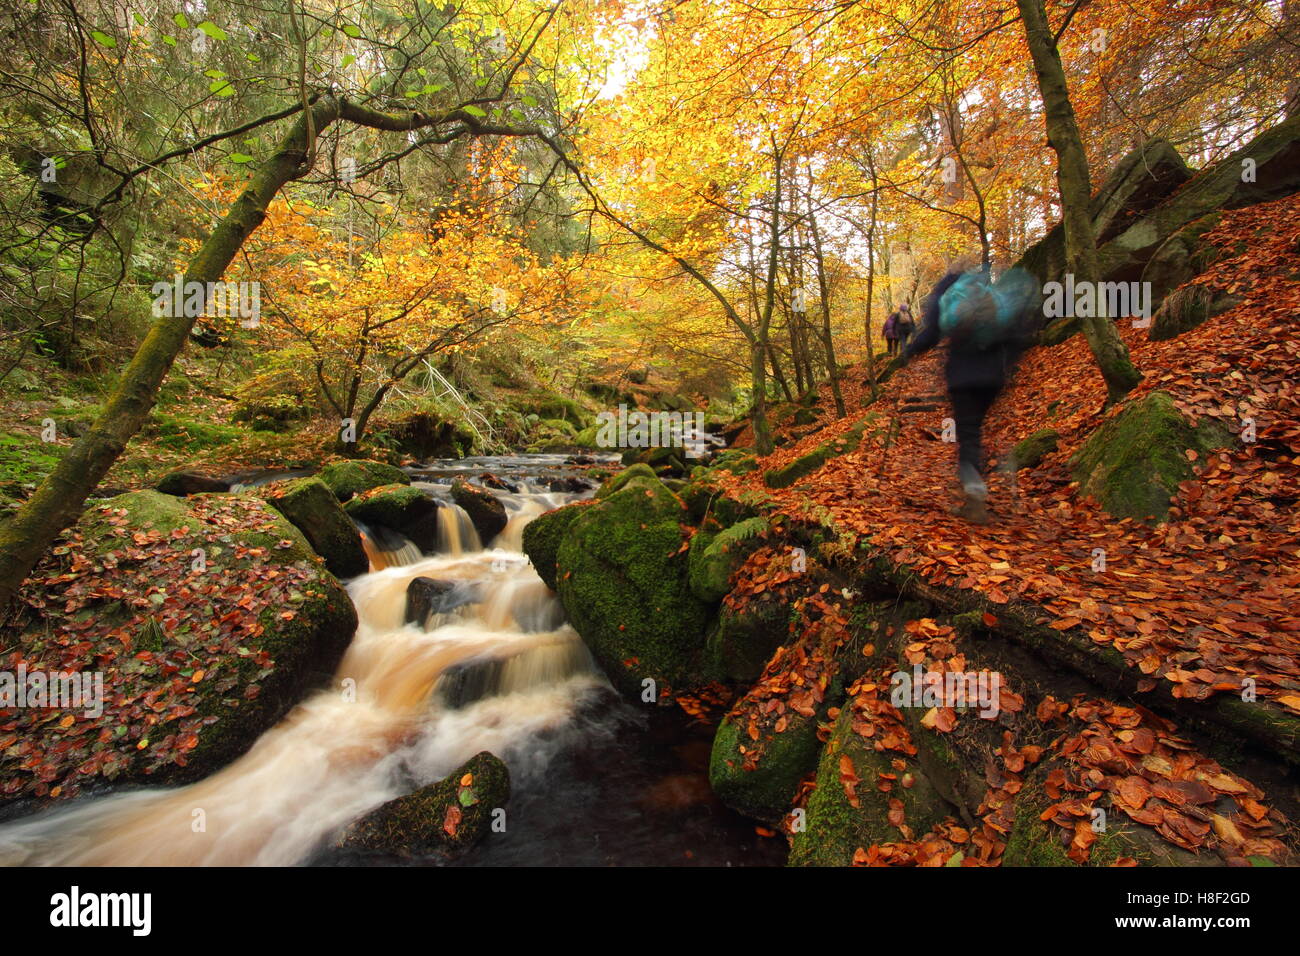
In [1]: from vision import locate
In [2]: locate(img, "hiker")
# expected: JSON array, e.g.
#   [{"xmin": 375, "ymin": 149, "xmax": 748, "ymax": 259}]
[
  {"xmin": 901, "ymin": 256, "xmax": 1037, "ymax": 523},
  {"xmin": 895, "ymin": 302, "xmax": 916, "ymax": 351},
  {"xmin": 883, "ymin": 308, "xmax": 900, "ymax": 356}
]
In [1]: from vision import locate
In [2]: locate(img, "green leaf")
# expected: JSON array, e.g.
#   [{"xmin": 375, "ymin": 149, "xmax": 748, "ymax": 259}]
[
  {"xmin": 340, "ymin": 54, "xmax": 355, "ymax": 68},
  {"xmin": 204, "ymin": 69, "xmax": 226, "ymax": 79},
  {"xmin": 197, "ymin": 21, "xmax": 227, "ymax": 41},
  {"xmin": 209, "ymin": 79, "xmax": 235, "ymax": 97},
  {"xmin": 945, "ymin": 851, "xmax": 965, "ymax": 867},
  {"xmin": 342, "ymin": 24, "xmax": 361, "ymax": 38},
  {"xmin": 161, "ymin": 35, "xmax": 177, "ymax": 47},
  {"xmin": 228, "ymin": 153, "xmax": 254, "ymax": 164},
  {"xmin": 245, "ymin": 52, "xmax": 260, "ymax": 62},
  {"xmin": 1248, "ymin": 855, "xmax": 1277, "ymax": 867},
  {"xmin": 173, "ymin": 12, "xmax": 189, "ymax": 29},
  {"xmin": 403, "ymin": 89, "xmax": 421, "ymax": 98},
  {"xmin": 422, "ymin": 83, "xmax": 443, "ymax": 94},
  {"xmin": 132, "ymin": 12, "xmax": 146, "ymax": 26},
  {"xmin": 457, "ymin": 787, "xmax": 479, "ymax": 807},
  {"xmin": 462, "ymin": 104, "xmax": 487, "ymax": 117},
  {"xmin": 521, "ymin": 94, "xmax": 538, "ymax": 108},
  {"xmin": 90, "ymin": 30, "xmax": 117, "ymax": 48}
]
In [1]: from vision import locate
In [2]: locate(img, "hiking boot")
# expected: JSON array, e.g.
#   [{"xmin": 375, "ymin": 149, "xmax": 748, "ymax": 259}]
[{"xmin": 952, "ymin": 494, "xmax": 990, "ymax": 525}]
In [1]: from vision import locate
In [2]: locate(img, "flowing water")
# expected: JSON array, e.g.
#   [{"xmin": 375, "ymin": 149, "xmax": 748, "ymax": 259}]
[{"xmin": 0, "ymin": 456, "xmax": 782, "ymax": 867}]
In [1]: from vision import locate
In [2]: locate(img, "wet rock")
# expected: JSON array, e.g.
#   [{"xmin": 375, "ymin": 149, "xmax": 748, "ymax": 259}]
[
  {"xmin": 405, "ymin": 577, "xmax": 479, "ymax": 627},
  {"xmin": 338, "ymin": 751, "xmax": 510, "ymax": 858},
  {"xmin": 521, "ymin": 502, "xmax": 589, "ymax": 590},
  {"xmin": 316, "ymin": 460, "xmax": 410, "ymax": 502},
  {"xmin": 344, "ymin": 483, "xmax": 440, "ymax": 552},
  {"xmin": 260, "ymin": 476, "xmax": 368, "ymax": 579},
  {"xmin": 477, "ymin": 472, "xmax": 518, "ymax": 493},
  {"xmin": 1011, "ymin": 429, "xmax": 1060, "ymax": 471},
  {"xmin": 450, "ymin": 479, "xmax": 508, "ymax": 544},
  {"xmin": 156, "ymin": 470, "xmax": 230, "ymax": 496}
]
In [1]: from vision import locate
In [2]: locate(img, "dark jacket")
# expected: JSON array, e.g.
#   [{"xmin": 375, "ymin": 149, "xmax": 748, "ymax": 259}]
[{"xmin": 902, "ymin": 270, "xmax": 1036, "ymax": 391}]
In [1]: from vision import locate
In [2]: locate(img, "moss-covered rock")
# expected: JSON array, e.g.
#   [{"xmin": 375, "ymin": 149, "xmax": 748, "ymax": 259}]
[
  {"xmin": 156, "ymin": 470, "xmax": 230, "ymax": 496},
  {"xmin": 2, "ymin": 491, "xmax": 357, "ymax": 801},
  {"xmin": 316, "ymin": 460, "xmax": 410, "ymax": 502},
  {"xmin": 554, "ymin": 472, "xmax": 714, "ymax": 695},
  {"xmin": 1149, "ymin": 284, "xmax": 1243, "ymax": 342},
  {"xmin": 1002, "ymin": 761, "xmax": 1213, "ymax": 867},
  {"xmin": 687, "ymin": 517, "xmax": 769, "ymax": 604},
  {"xmin": 788, "ymin": 699, "xmax": 952, "ymax": 866},
  {"xmin": 450, "ymin": 479, "xmax": 508, "ymax": 545},
  {"xmin": 1012, "ymin": 429, "xmax": 1060, "ymax": 471},
  {"xmin": 764, "ymin": 415, "xmax": 876, "ymax": 489},
  {"xmin": 521, "ymin": 502, "xmax": 589, "ymax": 591},
  {"xmin": 1071, "ymin": 390, "xmax": 1234, "ymax": 522},
  {"xmin": 338, "ymin": 751, "xmax": 510, "ymax": 858},
  {"xmin": 704, "ymin": 596, "xmax": 792, "ymax": 683},
  {"xmin": 261, "ymin": 476, "xmax": 368, "ymax": 579},
  {"xmin": 595, "ymin": 463, "xmax": 658, "ymax": 499},
  {"xmin": 343, "ymin": 483, "xmax": 440, "ymax": 551},
  {"xmin": 709, "ymin": 706, "xmax": 823, "ymax": 826}
]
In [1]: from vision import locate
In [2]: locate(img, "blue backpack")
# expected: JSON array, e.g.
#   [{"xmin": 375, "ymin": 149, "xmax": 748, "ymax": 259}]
[{"xmin": 938, "ymin": 268, "xmax": 1035, "ymax": 349}]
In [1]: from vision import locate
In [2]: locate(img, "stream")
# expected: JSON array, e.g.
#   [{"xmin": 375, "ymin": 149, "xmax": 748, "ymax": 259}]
[{"xmin": 0, "ymin": 454, "xmax": 783, "ymax": 867}]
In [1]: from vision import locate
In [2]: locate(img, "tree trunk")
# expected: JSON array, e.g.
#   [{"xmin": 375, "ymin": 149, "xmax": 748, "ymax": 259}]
[
  {"xmin": 805, "ymin": 178, "xmax": 845, "ymax": 417},
  {"xmin": 0, "ymin": 97, "xmax": 347, "ymax": 609},
  {"xmin": 1017, "ymin": 0, "xmax": 1142, "ymax": 405}
]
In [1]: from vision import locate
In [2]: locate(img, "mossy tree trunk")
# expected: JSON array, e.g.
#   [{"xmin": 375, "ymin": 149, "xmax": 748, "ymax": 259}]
[{"xmin": 1017, "ymin": 0, "xmax": 1143, "ymax": 405}]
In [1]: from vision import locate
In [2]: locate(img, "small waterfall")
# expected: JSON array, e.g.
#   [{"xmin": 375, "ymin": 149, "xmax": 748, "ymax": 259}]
[
  {"xmin": 436, "ymin": 504, "xmax": 481, "ymax": 556},
  {"xmin": 357, "ymin": 523, "xmax": 423, "ymax": 570},
  {"xmin": 0, "ymin": 473, "xmax": 599, "ymax": 866}
]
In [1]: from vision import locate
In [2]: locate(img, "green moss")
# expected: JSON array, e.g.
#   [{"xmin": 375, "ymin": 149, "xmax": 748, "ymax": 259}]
[
  {"xmin": 554, "ymin": 474, "xmax": 713, "ymax": 695},
  {"xmin": 788, "ymin": 703, "xmax": 950, "ymax": 866},
  {"xmin": 261, "ymin": 476, "xmax": 368, "ymax": 579},
  {"xmin": 764, "ymin": 415, "xmax": 876, "ymax": 489},
  {"xmin": 339, "ymin": 751, "xmax": 510, "ymax": 857},
  {"xmin": 709, "ymin": 709, "xmax": 822, "ymax": 825},
  {"xmin": 704, "ymin": 597, "xmax": 792, "ymax": 682},
  {"xmin": 521, "ymin": 502, "xmax": 587, "ymax": 590},
  {"xmin": 687, "ymin": 517, "xmax": 768, "ymax": 603},
  {"xmin": 595, "ymin": 463, "xmax": 658, "ymax": 499},
  {"xmin": 343, "ymin": 483, "xmax": 434, "ymax": 532},
  {"xmin": 1003, "ymin": 763, "xmax": 1211, "ymax": 867},
  {"xmin": 317, "ymin": 460, "xmax": 410, "ymax": 502},
  {"xmin": 1071, "ymin": 390, "xmax": 1234, "ymax": 522},
  {"xmin": 1012, "ymin": 429, "xmax": 1060, "ymax": 470}
]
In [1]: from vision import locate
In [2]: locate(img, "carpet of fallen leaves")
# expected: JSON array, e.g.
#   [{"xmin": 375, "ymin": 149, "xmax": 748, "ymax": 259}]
[
  {"xmin": 723, "ymin": 192, "xmax": 1300, "ymax": 717},
  {"xmin": 1, "ymin": 495, "xmax": 322, "ymax": 801}
]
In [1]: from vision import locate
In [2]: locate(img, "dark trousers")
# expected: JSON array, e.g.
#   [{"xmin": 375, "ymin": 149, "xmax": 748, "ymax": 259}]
[
  {"xmin": 885, "ymin": 337, "xmax": 899, "ymax": 356},
  {"xmin": 948, "ymin": 385, "xmax": 1000, "ymax": 476}
]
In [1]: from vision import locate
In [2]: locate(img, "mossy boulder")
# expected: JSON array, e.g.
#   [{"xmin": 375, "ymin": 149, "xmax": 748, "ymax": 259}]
[
  {"xmin": 1002, "ymin": 762, "xmax": 1213, "ymax": 867},
  {"xmin": 709, "ymin": 705, "xmax": 824, "ymax": 826},
  {"xmin": 1071, "ymin": 390, "xmax": 1234, "ymax": 522},
  {"xmin": 595, "ymin": 463, "xmax": 657, "ymax": 499},
  {"xmin": 705, "ymin": 596, "xmax": 791, "ymax": 683},
  {"xmin": 316, "ymin": 460, "xmax": 410, "ymax": 502},
  {"xmin": 687, "ymin": 517, "xmax": 768, "ymax": 604},
  {"xmin": 450, "ymin": 479, "xmax": 508, "ymax": 545},
  {"xmin": 1149, "ymin": 284, "xmax": 1243, "ymax": 342},
  {"xmin": 338, "ymin": 751, "xmax": 510, "ymax": 858},
  {"xmin": 2, "ymin": 491, "xmax": 357, "ymax": 802},
  {"xmin": 764, "ymin": 415, "xmax": 876, "ymax": 489},
  {"xmin": 554, "ymin": 472, "xmax": 714, "ymax": 696},
  {"xmin": 1012, "ymin": 429, "xmax": 1060, "ymax": 471},
  {"xmin": 521, "ymin": 502, "xmax": 588, "ymax": 591},
  {"xmin": 344, "ymin": 483, "xmax": 440, "ymax": 551},
  {"xmin": 788, "ymin": 700, "xmax": 952, "ymax": 866},
  {"xmin": 260, "ymin": 476, "xmax": 368, "ymax": 579}
]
